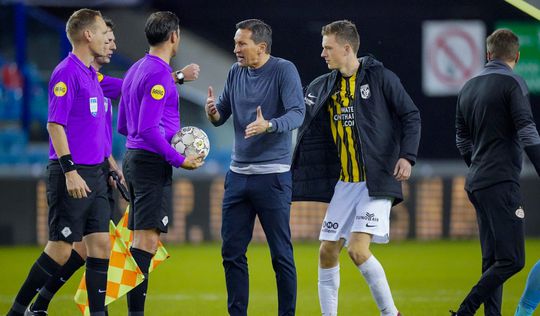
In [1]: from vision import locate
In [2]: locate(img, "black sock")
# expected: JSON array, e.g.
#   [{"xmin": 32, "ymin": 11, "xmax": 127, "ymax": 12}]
[
  {"xmin": 7, "ymin": 252, "xmax": 61, "ymax": 316},
  {"xmin": 85, "ymin": 257, "xmax": 109, "ymax": 315},
  {"xmin": 32, "ymin": 249, "xmax": 85, "ymax": 311},
  {"xmin": 127, "ymin": 247, "xmax": 153, "ymax": 314}
]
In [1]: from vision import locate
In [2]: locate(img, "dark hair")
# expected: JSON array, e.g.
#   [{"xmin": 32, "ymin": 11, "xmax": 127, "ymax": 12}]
[
  {"xmin": 487, "ymin": 29, "xmax": 519, "ymax": 62},
  {"xmin": 236, "ymin": 19, "xmax": 272, "ymax": 54},
  {"xmin": 66, "ymin": 8, "xmax": 102, "ymax": 44},
  {"xmin": 103, "ymin": 17, "xmax": 114, "ymax": 30},
  {"xmin": 321, "ymin": 20, "xmax": 360, "ymax": 54},
  {"xmin": 145, "ymin": 11, "xmax": 179, "ymax": 46}
]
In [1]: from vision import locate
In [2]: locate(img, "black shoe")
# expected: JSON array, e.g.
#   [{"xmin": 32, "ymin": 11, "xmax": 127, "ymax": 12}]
[
  {"xmin": 24, "ymin": 304, "xmax": 48, "ymax": 316},
  {"xmin": 449, "ymin": 310, "xmax": 457, "ymax": 316}
]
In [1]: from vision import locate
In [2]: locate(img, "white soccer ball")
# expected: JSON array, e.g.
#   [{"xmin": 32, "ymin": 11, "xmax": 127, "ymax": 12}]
[{"xmin": 171, "ymin": 126, "xmax": 210, "ymax": 159}]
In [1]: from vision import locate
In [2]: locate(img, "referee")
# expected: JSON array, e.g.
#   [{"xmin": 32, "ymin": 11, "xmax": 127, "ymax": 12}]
[
  {"xmin": 8, "ymin": 9, "xmax": 111, "ymax": 316},
  {"xmin": 117, "ymin": 11, "xmax": 203, "ymax": 315},
  {"xmin": 453, "ymin": 29, "xmax": 540, "ymax": 316}
]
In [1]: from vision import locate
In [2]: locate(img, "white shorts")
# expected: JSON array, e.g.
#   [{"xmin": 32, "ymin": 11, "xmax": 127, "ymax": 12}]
[{"xmin": 319, "ymin": 181, "xmax": 393, "ymax": 244}]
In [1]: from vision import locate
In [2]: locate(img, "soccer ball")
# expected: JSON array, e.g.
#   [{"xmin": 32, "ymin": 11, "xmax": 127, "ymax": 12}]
[{"xmin": 171, "ymin": 126, "xmax": 210, "ymax": 159}]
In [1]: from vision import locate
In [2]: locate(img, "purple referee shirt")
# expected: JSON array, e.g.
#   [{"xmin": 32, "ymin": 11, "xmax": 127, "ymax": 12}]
[
  {"xmin": 117, "ymin": 54, "xmax": 184, "ymax": 167},
  {"xmin": 98, "ymin": 72, "xmax": 123, "ymax": 158},
  {"xmin": 48, "ymin": 53, "xmax": 107, "ymax": 165}
]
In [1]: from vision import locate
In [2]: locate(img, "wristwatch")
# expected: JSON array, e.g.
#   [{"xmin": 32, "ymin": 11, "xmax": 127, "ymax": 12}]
[
  {"xmin": 266, "ymin": 121, "xmax": 274, "ymax": 133},
  {"xmin": 175, "ymin": 70, "xmax": 185, "ymax": 85}
]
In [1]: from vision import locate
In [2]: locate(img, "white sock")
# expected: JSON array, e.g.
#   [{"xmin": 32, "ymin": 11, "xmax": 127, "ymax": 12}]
[
  {"xmin": 318, "ymin": 265, "xmax": 340, "ymax": 316},
  {"xmin": 358, "ymin": 255, "xmax": 398, "ymax": 316}
]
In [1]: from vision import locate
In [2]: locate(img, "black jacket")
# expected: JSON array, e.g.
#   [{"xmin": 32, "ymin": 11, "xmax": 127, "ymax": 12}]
[
  {"xmin": 291, "ymin": 56, "xmax": 421, "ymax": 205},
  {"xmin": 456, "ymin": 60, "xmax": 540, "ymax": 192}
]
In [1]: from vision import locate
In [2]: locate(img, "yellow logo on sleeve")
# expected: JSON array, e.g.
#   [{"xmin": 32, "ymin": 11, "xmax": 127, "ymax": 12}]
[
  {"xmin": 97, "ymin": 72, "xmax": 104, "ymax": 82},
  {"xmin": 150, "ymin": 84, "xmax": 165, "ymax": 100},
  {"xmin": 53, "ymin": 82, "xmax": 67, "ymax": 97}
]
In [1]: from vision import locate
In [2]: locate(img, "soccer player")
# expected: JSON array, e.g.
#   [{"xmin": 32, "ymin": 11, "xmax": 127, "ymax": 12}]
[
  {"xmin": 205, "ymin": 19, "xmax": 304, "ymax": 316},
  {"xmin": 117, "ymin": 11, "xmax": 203, "ymax": 315},
  {"xmin": 452, "ymin": 29, "xmax": 540, "ymax": 316},
  {"xmin": 291, "ymin": 20, "xmax": 420, "ymax": 316},
  {"xmin": 7, "ymin": 9, "xmax": 111, "ymax": 316}
]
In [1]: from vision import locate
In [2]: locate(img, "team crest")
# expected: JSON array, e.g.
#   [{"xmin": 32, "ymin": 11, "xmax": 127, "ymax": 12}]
[
  {"xmin": 89, "ymin": 97, "xmax": 98, "ymax": 117},
  {"xmin": 515, "ymin": 207, "xmax": 525, "ymax": 219},
  {"xmin": 360, "ymin": 84, "xmax": 371, "ymax": 99}
]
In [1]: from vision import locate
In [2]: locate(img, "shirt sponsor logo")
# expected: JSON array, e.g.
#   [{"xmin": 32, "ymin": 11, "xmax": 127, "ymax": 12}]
[
  {"xmin": 89, "ymin": 97, "xmax": 98, "ymax": 117},
  {"xmin": 360, "ymin": 84, "xmax": 371, "ymax": 99},
  {"xmin": 333, "ymin": 105, "xmax": 355, "ymax": 127},
  {"xmin": 53, "ymin": 81, "xmax": 67, "ymax": 97},
  {"xmin": 151, "ymin": 84, "xmax": 166, "ymax": 100},
  {"xmin": 97, "ymin": 72, "xmax": 104, "ymax": 83}
]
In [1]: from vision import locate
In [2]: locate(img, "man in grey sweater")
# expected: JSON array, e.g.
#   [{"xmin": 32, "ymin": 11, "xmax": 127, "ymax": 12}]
[{"xmin": 205, "ymin": 19, "xmax": 305, "ymax": 316}]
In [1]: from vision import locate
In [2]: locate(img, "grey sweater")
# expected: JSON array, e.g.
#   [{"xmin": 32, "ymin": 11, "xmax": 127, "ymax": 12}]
[{"xmin": 213, "ymin": 56, "xmax": 305, "ymax": 168}]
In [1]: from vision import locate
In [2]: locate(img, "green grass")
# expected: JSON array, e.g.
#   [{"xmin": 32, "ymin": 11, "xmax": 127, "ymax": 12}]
[{"xmin": 1, "ymin": 240, "xmax": 539, "ymax": 315}]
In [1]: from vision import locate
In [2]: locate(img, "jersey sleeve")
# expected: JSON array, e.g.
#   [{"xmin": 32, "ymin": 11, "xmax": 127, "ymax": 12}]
[
  {"xmin": 48, "ymin": 70, "xmax": 76, "ymax": 126},
  {"xmin": 138, "ymin": 71, "xmax": 185, "ymax": 167},
  {"xmin": 98, "ymin": 73, "xmax": 123, "ymax": 100}
]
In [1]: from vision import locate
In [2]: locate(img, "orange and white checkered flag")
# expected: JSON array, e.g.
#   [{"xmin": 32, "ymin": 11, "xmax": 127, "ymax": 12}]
[{"xmin": 74, "ymin": 207, "xmax": 170, "ymax": 315}]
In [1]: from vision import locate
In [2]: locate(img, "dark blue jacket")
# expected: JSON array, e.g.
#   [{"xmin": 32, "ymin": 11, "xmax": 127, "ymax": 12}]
[
  {"xmin": 456, "ymin": 60, "xmax": 540, "ymax": 192},
  {"xmin": 291, "ymin": 56, "xmax": 421, "ymax": 205}
]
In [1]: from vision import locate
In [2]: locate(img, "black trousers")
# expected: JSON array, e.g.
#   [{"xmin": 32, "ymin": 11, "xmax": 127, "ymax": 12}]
[{"xmin": 458, "ymin": 181, "xmax": 526, "ymax": 316}]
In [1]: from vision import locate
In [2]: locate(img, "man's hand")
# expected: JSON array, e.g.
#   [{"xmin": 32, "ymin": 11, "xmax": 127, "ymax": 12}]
[
  {"xmin": 205, "ymin": 86, "xmax": 220, "ymax": 122},
  {"xmin": 393, "ymin": 158, "xmax": 412, "ymax": 181},
  {"xmin": 180, "ymin": 63, "xmax": 200, "ymax": 82},
  {"xmin": 65, "ymin": 170, "xmax": 91, "ymax": 198},
  {"xmin": 245, "ymin": 106, "xmax": 269, "ymax": 139},
  {"xmin": 181, "ymin": 154, "xmax": 205, "ymax": 170},
  {"xmin": 107, "ymin": 156, "xmax": 125, "ymax": 189}
]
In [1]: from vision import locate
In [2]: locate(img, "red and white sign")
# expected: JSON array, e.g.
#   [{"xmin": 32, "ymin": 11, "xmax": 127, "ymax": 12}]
[{"xmin": 422, "ymin": 21, "xmax": 485, "ymax": 96}]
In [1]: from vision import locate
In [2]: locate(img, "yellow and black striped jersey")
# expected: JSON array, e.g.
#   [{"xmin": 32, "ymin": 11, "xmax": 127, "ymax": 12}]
[{"xmin": 327, "ymin": 72, "xmax": 366, "ymax": 182}]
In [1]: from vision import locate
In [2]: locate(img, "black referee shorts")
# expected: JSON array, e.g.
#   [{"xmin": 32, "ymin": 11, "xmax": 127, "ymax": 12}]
[
  {"xmin": 46, "ymin": 160, "xmax": 110, "ymax": 243},
  {"xmin": 123, "ymin": 149, "xmax": 172, "ymax": 233}
]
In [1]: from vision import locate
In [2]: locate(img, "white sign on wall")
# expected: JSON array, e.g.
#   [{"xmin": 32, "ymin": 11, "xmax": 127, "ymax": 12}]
[{"xmin": 422, "ymin": 21, "xmax": 486, "ymax": 97}]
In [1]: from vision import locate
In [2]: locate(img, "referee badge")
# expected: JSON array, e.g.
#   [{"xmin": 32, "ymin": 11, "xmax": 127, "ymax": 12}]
[
  {"xmin": 360, "ymin": 84, "xmax": 371, "ymax": 99},
  {"xmin": 97, "ymin": 72, "xmax": 104, "ymax": 83},
  {"xmin": 53, "ymin": 81, "xmax": 67, "ymax": 97},
  {"xmin": 151, "ymin": 84, "xmax": 166, "ymax": 100},
  {"xmin": 515, "ymin": 207, "xmax": 525, "ymax": 219},
  {"xmin": 89, "ymin": 97, "xmax": 98, "ymax": 117}
]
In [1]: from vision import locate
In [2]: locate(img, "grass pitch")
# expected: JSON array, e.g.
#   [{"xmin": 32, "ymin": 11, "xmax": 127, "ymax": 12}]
[{"xmin": 0, "ymin": 240, "xmax": 539, "ymax": 315}]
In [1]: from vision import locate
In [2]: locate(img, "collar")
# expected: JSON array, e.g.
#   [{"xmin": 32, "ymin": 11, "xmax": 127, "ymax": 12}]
[
  {"xmin": 145, "ymin": 53, "xmax": 173, "ymax": 72},
  {"xmin": 485, "ymin": 59, "xmax": 512, "ymax": 71},
  {"xmin": 68, "ymin": 52, "xmax": 95, "ymax": 77}
]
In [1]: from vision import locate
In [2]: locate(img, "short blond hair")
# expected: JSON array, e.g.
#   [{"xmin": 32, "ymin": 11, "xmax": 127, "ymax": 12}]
[
  {"xmin": 321, "ymin": 20, "xmax": 360, "ymax": 53},
  {"xmin": 66, "ymin": 8, "xmax": 102, "ymax": 44}
]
